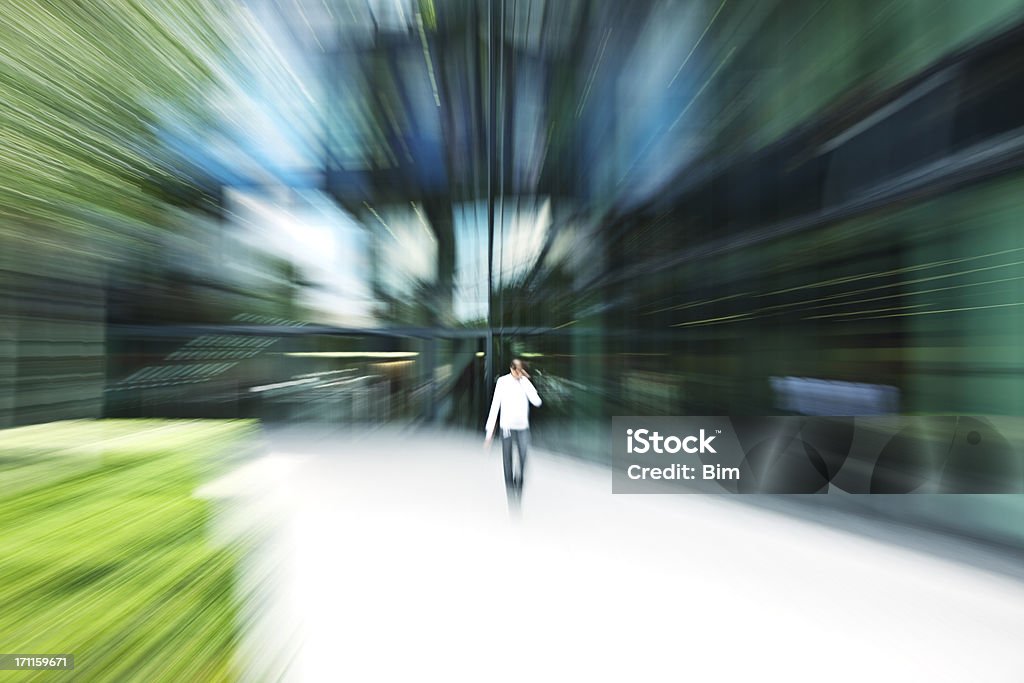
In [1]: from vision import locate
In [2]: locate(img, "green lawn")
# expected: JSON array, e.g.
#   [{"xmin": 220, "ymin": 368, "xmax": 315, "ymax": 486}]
[{"xmin": 0, "ymin": 420, "xmax": 257, "ymax": 682}]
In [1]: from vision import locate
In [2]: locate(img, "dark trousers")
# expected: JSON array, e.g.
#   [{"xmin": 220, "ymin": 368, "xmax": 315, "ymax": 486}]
[{"xmin": 502, "ymin": 429, "xmax": 530, "ymax": 494}]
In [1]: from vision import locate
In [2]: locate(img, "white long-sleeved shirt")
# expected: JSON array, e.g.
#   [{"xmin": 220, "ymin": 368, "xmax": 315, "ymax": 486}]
[{"xmin": 484, "ymin": 373, "xmax": 542, "ymax": 436}]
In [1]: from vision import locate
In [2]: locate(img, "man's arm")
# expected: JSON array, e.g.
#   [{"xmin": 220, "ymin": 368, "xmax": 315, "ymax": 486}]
[
  {"xmin": 523, "ymin": 378, "xmax": 542, "ymax": 407},
  {"xmin": 484, "ymin": 378, "xmax": 502, "ymax": 438}
]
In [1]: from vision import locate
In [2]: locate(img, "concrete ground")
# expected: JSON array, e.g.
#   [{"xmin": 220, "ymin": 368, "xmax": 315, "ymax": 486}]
[{"xmin": 203, "ymin": 424, "xmax": 1024, "ymax": 683}]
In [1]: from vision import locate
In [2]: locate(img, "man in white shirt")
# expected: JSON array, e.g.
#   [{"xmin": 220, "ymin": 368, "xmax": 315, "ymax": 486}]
[{"xmin": 484, "ymin": 358, "xmax": 542, "ymax": 500}]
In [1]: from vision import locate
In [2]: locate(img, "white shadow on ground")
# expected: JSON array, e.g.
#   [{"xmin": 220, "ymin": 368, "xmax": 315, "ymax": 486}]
[{"xmin": 211, "ymin": 425, "xmax": 1024, "ymax": 683}]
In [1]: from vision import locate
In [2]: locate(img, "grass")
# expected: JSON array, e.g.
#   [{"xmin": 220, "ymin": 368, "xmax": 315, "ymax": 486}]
[{"xmin": 0, "ymin": 420, "xmax": 258, "ymax": 682}]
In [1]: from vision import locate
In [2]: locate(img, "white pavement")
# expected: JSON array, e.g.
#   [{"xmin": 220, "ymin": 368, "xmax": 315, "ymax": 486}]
[{"xmin": 212, "ymin": 426, "xmax": 1024, "ymax": 683}]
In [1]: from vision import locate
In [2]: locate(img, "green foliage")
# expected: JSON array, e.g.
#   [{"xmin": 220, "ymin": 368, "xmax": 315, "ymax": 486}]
[
  {"xmin": 0, "ymin": 420, "xmax": 256, "ymax": 682},
  {"xmin": 0, "ymin": 1, "xmax": 231, "ymax": 240}
]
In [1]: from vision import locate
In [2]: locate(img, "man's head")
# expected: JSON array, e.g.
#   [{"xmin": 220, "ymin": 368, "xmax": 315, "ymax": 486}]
[{"xmin": 510, "ymin": 358, "xmax": 529, "ymax": 379}]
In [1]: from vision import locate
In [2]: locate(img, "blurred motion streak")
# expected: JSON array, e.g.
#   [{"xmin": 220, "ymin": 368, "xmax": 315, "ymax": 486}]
[{"xmin": 4, "ymin": 0, "xmax": 1024, "ymax": 679}]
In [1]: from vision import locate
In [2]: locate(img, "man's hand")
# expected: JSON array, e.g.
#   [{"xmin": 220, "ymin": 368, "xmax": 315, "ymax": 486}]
[{"xmin": 484, "ymin": 434, "xmax": 493, "ymax": 450}]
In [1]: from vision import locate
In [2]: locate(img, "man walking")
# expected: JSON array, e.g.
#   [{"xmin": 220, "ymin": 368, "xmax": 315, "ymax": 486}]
[{"xmin": 484, "ymin": 358, "xmax": 542, "ymax": 501}]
